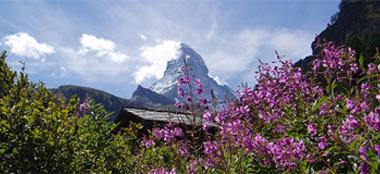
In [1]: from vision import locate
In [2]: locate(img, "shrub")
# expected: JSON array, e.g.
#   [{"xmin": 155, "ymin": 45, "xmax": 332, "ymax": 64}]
[
  {"xmin": 0, "ymin": 51, "xmax": 139, "ymax": 173},
  {"xmin": 144, "ymin": 43, "xmax": 380, "ymax": 174}
]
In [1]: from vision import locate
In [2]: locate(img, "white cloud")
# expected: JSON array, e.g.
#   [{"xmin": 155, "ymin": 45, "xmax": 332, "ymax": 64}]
[
  {"xmin": 79, "ymin": 34, "xmax": 115, "ymax": 53},
  {"xmin": 59, "ymin": 47, "xmax": 133, "ymax": 83},
  {"xmin": 134, "ymin": 40, "xmax": 181, "ymax": 83},
  {"xmin": 46, "ymin": 34, "xmax": 132, "ymax": 83},
  {"xmin": 78, "ymin": 34, "xmax": 128, "ymax": 63},
  {"xmin": 206, "ymin": 22, "xmax": 217, "ymax": 41},
  {"xmin": 209, "ymin": 74, "xmax": 228, "ymax": 85},
  {"xmin": 3, "ymin": 32, "xmax": 55, "ymax": 59},
  {"xmin": 268, "ymin": 29, "xmax": 312, "ymax": 60},
  {"xmin": 139, "ymin": 34, "xmax": 148, "ymax": 40},
  {"xmin": 60, "ymin": 66, "xmax": 66, "ymax": 72},
  {"xmin": 205, "ymin": 28, "xmax": 313, "ymax": 80}
]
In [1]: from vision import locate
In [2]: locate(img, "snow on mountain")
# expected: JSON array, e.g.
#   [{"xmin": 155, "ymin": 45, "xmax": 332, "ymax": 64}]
[{"xmin": 149, "ymin": 43, "xmax": 236, "ymax": 102}]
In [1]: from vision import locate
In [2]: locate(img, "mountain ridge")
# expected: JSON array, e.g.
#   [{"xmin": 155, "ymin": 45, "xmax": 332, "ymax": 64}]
[
  {"xmin": 149, "ymin": 43, "xmax": 237, "ymax": 102},
  {"xmin": 129, "ymin": 85, "xmax": 175, "ymax": 107},
  {"xmin": 50, "ymin": 85, "xmax": 135, "ymax": 115}
]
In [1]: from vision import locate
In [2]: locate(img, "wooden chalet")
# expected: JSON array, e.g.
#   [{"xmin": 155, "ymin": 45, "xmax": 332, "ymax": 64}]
[{"xmin": 113, "ymin": 107, "xmax": 204, "ymax": 137}]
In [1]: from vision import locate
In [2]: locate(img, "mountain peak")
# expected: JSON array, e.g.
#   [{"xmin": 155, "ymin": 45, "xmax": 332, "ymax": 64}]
[
  {"xmin": 149, "ymin": 44, "xmax": 236, "ymax": 102},
  {"xmin": 179, "ymin": 43, "xmax": 191, "ymax": 49}
]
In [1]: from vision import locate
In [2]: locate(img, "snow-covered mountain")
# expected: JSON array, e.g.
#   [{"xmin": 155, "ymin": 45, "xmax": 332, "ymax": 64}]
[{"xmin": 149, "ymin": 43, "xmax": 236, "ymax": 103}]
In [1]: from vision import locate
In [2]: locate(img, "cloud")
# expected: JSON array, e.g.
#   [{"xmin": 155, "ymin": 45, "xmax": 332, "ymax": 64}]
[
  {"xmin": 78, "ymin": 34, "xmax": 128, "ymax": 63},
  {"xmin": 43, "ymin": 34, "xmax": 133, "ymax": 83},
  {"xmin": 59, "ymin": 47, "xmax": 133, "ymax": 83},
  {"xmin": 3, "ymin": 32, "xmax": 55, "ymax": 59},
  {"xmin": 134, "ymin": 40, "xmax": 181, "ymax": 83},
  {"xmin": 268, "ymin": 29, "xmax": 313, "ymax": 59},
  {"xmin": 60, "ymin": 66, "xmax": 66, "ymax": 72},
  {"xmin": 139, "ymin": 34, "xmax": 148, "ymax": 40},
  {"xmin": 50, "ymin": 65, "xmax": 67, "ymax": 77},
  {"xmin": 205, "ymin": 28, "xmax": 313, "ymax": 80},
  {"xmin": 206, "ymin": 22, "xmax": 218, "ymax": 41},
  {"xmin": 79, "ymin": 34, "xmax": 115, "ymax": 53},
  {"xmin": 209, "ymin": 74, "xmax": 228, "ymax": 85}
]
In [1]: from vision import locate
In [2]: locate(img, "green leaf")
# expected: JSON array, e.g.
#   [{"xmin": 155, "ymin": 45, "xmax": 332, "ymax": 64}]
[
  {"xmin": 331, "ymin": 79, "xmax": 337, "ymax": 95},
  {"xmin": 358, "ymin": 74, "xmax": 380, "ymax": 83},
  {"xmin": 312, "ymin": 96, "xmax": 328, "ymax": 112},
  {"xmin": 359, "ymin": 53, "xmax": 364, "ymax": 67},
  {"xmin": 367, "ymin": 150, "xmax": 379, "ymax": 174}
]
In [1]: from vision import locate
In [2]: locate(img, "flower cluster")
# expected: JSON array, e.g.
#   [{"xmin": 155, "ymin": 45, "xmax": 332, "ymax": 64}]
[
  {"xmin": 152, "ymin": 124, "xmax": 184, "ymax": 143},
  {"xmin": 312, "ymin": 43, "xmax": 358, "ymax": 78},
  {"xmin": 77, "ymin": 98, "xmax": 91, "ymax": 116},
  {"xmin": 141, "ymin": 138, "xmax": 155, "ymax": 148},
  {"xmin": 175, "ymin": 57, "xmax": 208, "ymax": 111},
  {"xmin": 148, "ymin": 168, "xmax": 176, "ymax": 174},
  {"xmin": 307, "ymin": 123, "xmax": 317, "ymax": 136},
  {"xmin": 364, "ymin": 112, "xmax": 380, "ymax": 131},
  {"xmin": 267, "ymin": 137, "xmax": 306, "ymax": 170},
  {"xmin": 238, "ymin": 58, "xmax": 321, "ymax": 123},
  {"xmin": 141, "ymin": 43, "xmax": 380, "ymax": 173}
]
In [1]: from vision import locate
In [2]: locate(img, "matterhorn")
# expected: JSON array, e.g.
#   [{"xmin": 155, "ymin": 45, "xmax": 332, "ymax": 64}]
[{"xmin": 149, "ymin": 43, "xmax": 236, "ymax": 103}]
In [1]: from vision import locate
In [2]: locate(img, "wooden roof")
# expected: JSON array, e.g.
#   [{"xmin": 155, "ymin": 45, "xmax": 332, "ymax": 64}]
[{"xmin": 123, "ymin": 107, "xmax": 203, "ymax": 125}]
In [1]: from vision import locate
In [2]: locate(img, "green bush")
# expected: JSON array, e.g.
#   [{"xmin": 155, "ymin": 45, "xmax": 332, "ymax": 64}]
[{"xmin": 0, "ymin": 51, "xmax": 138, "ymax": 173}]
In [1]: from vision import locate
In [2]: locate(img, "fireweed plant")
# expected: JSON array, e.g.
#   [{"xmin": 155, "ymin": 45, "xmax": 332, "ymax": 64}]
[{"xmin": 144, "ymin": 43, "xmax": 380, "ymax": 174}]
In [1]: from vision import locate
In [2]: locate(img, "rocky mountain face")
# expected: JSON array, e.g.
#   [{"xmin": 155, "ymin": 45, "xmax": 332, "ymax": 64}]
[
  {"xmin": 313, "ymin": 0, "xmax": 380, "ymax": 55},
  {"xmin": 149, "ymin": 43, "xmax": 236, "ymax": 102},
  {"xmin": 50, "ymin": 85, "xmax": 136, "ymax": 115},
  {"xmin": 295, "ymin": 0, "xmax": 380, "ymax": 69},
  {"xmin": 129, "ymin": 85, "xmax": 175, "ymax": 107}
]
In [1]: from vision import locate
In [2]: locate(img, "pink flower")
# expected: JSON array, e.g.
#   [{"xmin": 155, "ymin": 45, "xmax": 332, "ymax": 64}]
[
  {"xmin": 345, "ymin": 99, "xmax": 356, "ymax": 111},
  {"xmin": 307, "ymin": 123, "xmax": 317, "ymax": 136},
  {"xmin": 148, "ymin": 167, "xmax": 176, "ymax": 174},
  {"xmin": 141, "ymin": 138, "xmax": 155, "ymax": 148},
  {"xmin": 374, "ymin": 144, "xmax": 380, "ymax": 156},
  {"xmin": 359, "ymin": 163, "xmax": 369, "ymax": 174},
  {"xmin": 177, "ymin": 142, "xmax": 189, "ymax": 157},
  {"xmin": 172, "ymin": 127, "xmax": 183, "ymax": 137},
  {"xmin": 339, "ymin": 115, "xmax": 359, "ymax": 143},
  {"xmin": 274, "ymin": 124, "xmax": 286, "ymax": 134},
  {"xmin": 367, "ymin": 63, "xmax": 377, "ymax": 74},
  {"xmin": 177, "ymin": 76, "xmax": 191, "ymax": 85},
  {"xmin": 78, "ymin": 99, "xmax": 91, "ymax": 116},
  {"xmin": 203, "ymin": 141, "xmax": 218, "ymax": 155},
  {"xmin": 186, "ymin": 96, "xmax": 192, "ymax": 102},
  {"xmin": 188, "ymin": 160, "xmax": 199, "ymax": 174},
  {"xmin": 317, "ymin": 137, "xmax": 328, "ymax": 150},
  {"xmin": 152, "ymin": 128, "xmax": 163, "ymax": 140},
  {"xmin": 267, "ymin": 138, "xmax": 305, "ymax": 170},
  {"xmin": 364, "ymin": 112, "xmax": 380, "ymax": 131},
  {"xmin": 195, "ymin": 79, "xmax": 205, "ymax": 94},
  {"xmin": 177, "ymin": 87, "xmax": 184, "ymax": 97},
  {"xmin": 350, "ymin": 63, "xmax": 359, "ymax": 73},
  {"xmin": 203, "ymin": 110, "xmax": 213, "ymax": 131},
  {"xmin": 359, "ymin": 146, "xmax": 368, "ymax": 161}
]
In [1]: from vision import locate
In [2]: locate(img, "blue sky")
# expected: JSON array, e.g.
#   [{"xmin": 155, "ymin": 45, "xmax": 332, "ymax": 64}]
[{"xmin": 0, "ymin": 0, "xmax": 340, "ymax": 98}]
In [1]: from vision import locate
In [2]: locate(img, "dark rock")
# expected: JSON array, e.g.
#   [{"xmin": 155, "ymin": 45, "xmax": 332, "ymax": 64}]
[
  {"xmin": 296, "ymin": 0, "xmax": 380, "ymax": 70},
  {"xmin": 129, "ymin": 85, "xmax": 175, "ymax": 108}
]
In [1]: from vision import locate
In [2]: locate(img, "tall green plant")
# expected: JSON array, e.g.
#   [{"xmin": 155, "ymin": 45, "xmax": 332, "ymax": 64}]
[{"xmin": 0, "ymin": 51, "xmax": 138, "ymax": 173}]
